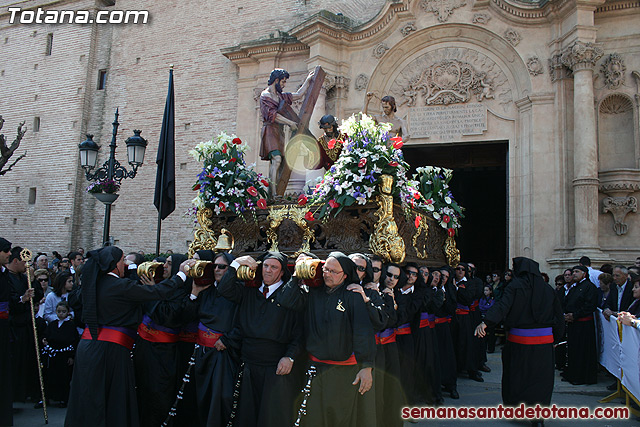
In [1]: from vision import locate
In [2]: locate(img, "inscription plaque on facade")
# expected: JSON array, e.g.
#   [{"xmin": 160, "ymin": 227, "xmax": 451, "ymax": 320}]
[{"xmin": 408, "ymin": 103, "xmax": 487, "ymax": 141}]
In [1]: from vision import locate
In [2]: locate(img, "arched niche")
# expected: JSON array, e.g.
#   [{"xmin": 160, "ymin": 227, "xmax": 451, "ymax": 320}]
[{"xmin": 598, "ymin": 94, "xmax": 636, "ymax": 171}]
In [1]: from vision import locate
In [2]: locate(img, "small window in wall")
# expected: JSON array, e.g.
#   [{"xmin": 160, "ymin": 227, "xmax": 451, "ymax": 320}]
[
  {"xmin": 45, "ymin": 33, "xmax": 53, "ymax": 55},
  {"xmin": 97, "ymin": 70, "xmax": 107, "ymax": 90},
  {"xmin": 28, "ymin": 188, "xmax": 37, "ymax": 205},
  {"xmin": 33, "ymin": 117, "xmax": 40, "ymax": 132}
]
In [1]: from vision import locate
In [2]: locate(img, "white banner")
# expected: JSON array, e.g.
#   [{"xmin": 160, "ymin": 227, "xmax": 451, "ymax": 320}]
[
  {"xmin": 621, "ymin": 324, "xmax": 640, "ymax": 402},
  {"xmin": 596, "ymin": 308, "xmax": 622, "ymax": 379}
]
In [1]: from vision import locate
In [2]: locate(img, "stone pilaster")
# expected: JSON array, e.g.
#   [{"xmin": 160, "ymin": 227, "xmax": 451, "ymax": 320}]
[{"xmin": 561, "ymin": 41, "xmax": 603, "ymax": 250}]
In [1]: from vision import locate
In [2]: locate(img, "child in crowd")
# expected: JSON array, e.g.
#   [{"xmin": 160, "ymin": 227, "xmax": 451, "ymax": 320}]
[{"xmin": 42, "ymin": 301, "xmax": 78, "ymax": 408}]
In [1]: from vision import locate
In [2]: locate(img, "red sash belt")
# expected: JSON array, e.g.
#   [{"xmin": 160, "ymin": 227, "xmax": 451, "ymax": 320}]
[
  {"xmin": 435, "ymin": 316, "xmax": 452, "ymax": 324},
  {"xmin": 137, "ymin": 315, "xmax": 180, "ymax": 343},
  {"xmin": 577, "ymin": 314, "xmax": 594, "ymax": 322},
  {"xmin": 507, "ymin": 327, "xmax": 553, "ymax": 345},
  {"xmin": 197, "ymin": 323, "xmax": 223, "ymax": 348},
  {"xmin": 396, "ymin": 323, "xmax": 411, "ymax": 335},
  {"xmin": 81, "ymin": 326, "xmax": 136, "ymax": 350},
  {"xmin": 470, "ymin": 300, "xmax": 479, "ymax": 311},
  {"xmin": 376, "ymin": 328, "xmax": 396, "ymax": 345},
  {"xmin": 419, "ymin": 312, "xmax": 432, "ymax": 329},
  {"xmin": 0, "ymin": 301, "xmax": 8, "ymax": 319},
  {"xmin": 179, "ymin": 322, "xmax": 199, "ymax": 343},
  {"xmin": 309, "ymin": 353, "xmax": 357, "ymax": 366}
]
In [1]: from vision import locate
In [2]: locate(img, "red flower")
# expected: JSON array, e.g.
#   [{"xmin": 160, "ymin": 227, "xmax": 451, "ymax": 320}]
[
  {"xmin": 443, "ymin": 215, "xmax": 451, "ymax": 224},
  {"xmin": 391, "ymin": 137, "xmax": 403, "ymax": 149},
  {"xmin": 298, "ymin": 194, "xmax": 308, "ymax": 206},
  {"xmin": 328, "ymin": 139, "xmax": 336, "ymax": 150},
  {"xmin": 413, "ymin": 192, "xmax": 420, "ymax": 200},
  {"xmin": 448, "ymin": 228, "xmax": 455, "ymax": 237},
  {"xmin": 257, "ymin": 198, "xmax": 267, "ymax": 210},
  {"xmin": 329, "ymin": 199, "xmax": 340, "ymax": 209},
  {"xmin": 358, "ymin": 158, "xmax": 367, "ymax": 168},
  {"xmin": 192, "ymin": 183, "xmax": 201, "ymax": 191},
  {"xmin": 232, "ymin": 137, "xmax": 242, "ymax": 145},
  {"xmin": 218, "ymin": 202, "xmax": 226, "ymax": 212},
  {"xmin": 414, "ymin": 215, "xmax": 422, "ymax": 228},
  {"xmin": 389, "ymin": 161, "xmax": 399, "ymax": 167},
  {"xmin": 247, "ymin": 186, "xmax": 258, "ymax": 196},
  {"xmin": 206, "ymin": 173, "xmax": 215, "ymax": 179},
  {"xmin": 222, "ymin": 144, "xmax": 227, "ymax": 154},
  {"xmin": 230, "ymin": 157, "xmax": 237, "ymax": 162},
  {"xmin": 426, "ymin": 198, "xmax": 433, "ymax": 205},
  {"xmin": 304, "ymin": 211, "xmax": 315, "ymax": 222},
  {"xmin": 261, "ymin": 179, "xmax": 269, "ymax": 187}
]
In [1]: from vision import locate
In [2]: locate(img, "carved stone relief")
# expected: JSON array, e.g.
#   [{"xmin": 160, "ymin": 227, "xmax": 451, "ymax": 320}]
[
  {"xmin": 354, "ymin": 74, "xmax": 369, "ymax": 91},
  {"xmin": 373, "ymin": 43, "xmax": 390, "ymax": 59},
  {"xmin": 388, "ymin": 48, "xmax": 511, "ymax": 111},
  {"xmin": 504, "ymin": 29, "xmax": 521, "ymax": 47},
  {"xmin": 400, "ymin": 22, "xmax": 417, "ymax": 37},
  {"xmin": 472, "ymin": 13, "xmax": 490, "ymax": 25},
  {"xmin": 420, "ymin": 0, "xmax": 467, "ymax": 23},
  {"xmin": 600, "ymin": 94, "xmax": 633, "ymax": 114},
  {"xmin": 527, "ymin": 56, "xmax": 544, "ymax": 76},
  {"xmin": 601, "ymin": 53, "xmax": 626, "ymax": 90},
  {"xmin": 548, "ymin": 53, "xmax": 572, "ymax": 82},
  {"xmin": 561, "ymin": 41, "xmax": 604, "ymax": 71},
  {"xmin": 603, "ymin": 196, "xmax": 638, "ymax": 236}
]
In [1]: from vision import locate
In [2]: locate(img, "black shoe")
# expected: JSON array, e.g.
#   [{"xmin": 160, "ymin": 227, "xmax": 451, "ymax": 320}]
[
  {"xmin": 480, "ymin": 364, "xmax": 491, "ymax": 373},
  {"xmin": 469, "ymin": 373, "xmax": 484, "ymax": 382},
  {"xmin": 607, "ymin": 381, "xmax": 618, "ymax": 391},
  {"xmin": 450, "ymin": 389, "xmax": 460, "ymax": 399}
]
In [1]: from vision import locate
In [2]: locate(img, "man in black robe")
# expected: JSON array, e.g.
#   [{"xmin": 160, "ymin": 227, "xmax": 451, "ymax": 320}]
[
  {"xmin": 475, "ymin": 257, "xmax": 564, "ymax": 427},
  {"xmin": 64, "ymin": 246, "xmax": 191, "ymax": 427},
  {"xmin": 435, "ymin": 266, "xmax": 459, "ymax": 399},
  {"xmin": 277, "ymin": 252, "xmax": 376, "ymax": 427},
  {"xmin": 6, "ymin": 246, "xmax": 43, "ymax": 403},
  {"xmin": 216, "ymin": 251, "xmax": 303, "ymax": 427},
  {"xmin": 561, "ymin": 265, "xmax": 598, "ymax": 385},
  {"xmin": 192, "ymin": 252, "xmax": 240, "ymax": 427}
]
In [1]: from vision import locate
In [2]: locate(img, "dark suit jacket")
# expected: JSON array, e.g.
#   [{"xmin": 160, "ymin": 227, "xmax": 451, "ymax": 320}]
[
  {"xmin": 597, "ymin": 286, "xmax": 618, "ymax": 311},
  {"xmin": 618, "ymin": 280, "xmax": 634, "ymax": 312}
]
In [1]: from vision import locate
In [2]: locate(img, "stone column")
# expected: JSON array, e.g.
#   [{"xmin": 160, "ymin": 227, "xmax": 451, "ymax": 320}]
[{"xmin": 561, "ymin": 41, "xmax": 603, "ymax": 250}]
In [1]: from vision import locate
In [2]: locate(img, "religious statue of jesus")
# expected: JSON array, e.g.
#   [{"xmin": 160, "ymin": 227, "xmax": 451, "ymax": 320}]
[
  {"xmin": 260, "ymin": 68, "xmax": 315, "ymax": 198},
  {"xmin": 364, "ymin": 93, "xmax": 410, "ymax": 142}
]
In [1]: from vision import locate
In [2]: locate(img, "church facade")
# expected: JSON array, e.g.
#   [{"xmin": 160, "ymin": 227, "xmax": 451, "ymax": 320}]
[{"xmin": 0, "ymin": 0, "xmax": 638, "ymax": 273}]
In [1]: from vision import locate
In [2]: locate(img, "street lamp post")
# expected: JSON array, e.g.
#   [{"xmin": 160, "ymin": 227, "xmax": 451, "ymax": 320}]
[{"xmin": 78, "ymin": 109, "xmax": 147, "ymax": 246}]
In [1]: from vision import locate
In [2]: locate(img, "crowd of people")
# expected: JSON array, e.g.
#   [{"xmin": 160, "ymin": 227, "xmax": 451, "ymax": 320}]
[{"xmin": 1, "ymin": 236, "xmax": 640, "ymax": 427}]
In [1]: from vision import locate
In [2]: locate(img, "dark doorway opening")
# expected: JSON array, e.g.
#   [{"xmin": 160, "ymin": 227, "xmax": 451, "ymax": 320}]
[{"xmin": 403, "ymin": 141, "xmax": 508, "ymax": 276}]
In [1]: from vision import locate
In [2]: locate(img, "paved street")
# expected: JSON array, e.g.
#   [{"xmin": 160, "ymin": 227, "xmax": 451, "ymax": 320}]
[{"xmin": 10, "ymin": 349, "xmax": 639, "ymax": 426}]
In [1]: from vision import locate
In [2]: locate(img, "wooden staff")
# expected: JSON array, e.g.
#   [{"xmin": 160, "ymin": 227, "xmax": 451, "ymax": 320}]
[{"xmin": 20, "ymin": 248, "xmax": 48, "ymax": 424}]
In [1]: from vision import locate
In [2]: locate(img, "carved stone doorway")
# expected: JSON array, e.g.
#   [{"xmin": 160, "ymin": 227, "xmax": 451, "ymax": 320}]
[{"xmin": 403, "ymin": 141, "xmax": 508, "ymax": 275}]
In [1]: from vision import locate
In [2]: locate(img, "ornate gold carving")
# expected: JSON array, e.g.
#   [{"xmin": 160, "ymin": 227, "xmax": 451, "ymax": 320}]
[
  {"xmin": 187, "ymin": 260, "xmax": 213, "ymax": 279},
  {"xmin": 188, "ymin": 208, "xmax": 218, "ymax": 257},
  {"xmin": 444, "ymin": 235, "xmax": 460, "ymax": 267},
  {"xmin": 369, "ymin": 175, "xmax": 406, "ymax": 263},
  {"xmin": 266, "ymin": 206, "xmax": 289, "ymax": 252},
  {"xmin": 412, "ymin": 215, "xmax": 430, "ymax": 259},
  {"xmin": 603, "ymin": 196, "xmax": 638, "ymax": 236},
  {"xmin": 237, "ymin": 264, "xmax": 258, "ymax": 281},
  {"xmin": 137, "ymin": 262, "xmax": 163, "ymax": 281},
  {"xmin": 295, "ymin": 258, "xmax": 323, "ymax": 280}
]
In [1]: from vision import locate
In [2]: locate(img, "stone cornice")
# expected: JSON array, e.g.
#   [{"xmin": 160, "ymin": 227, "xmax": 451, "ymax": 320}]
[
  {"xmin": 595, "ymin": 0, "xmax": 640, "ymax": 14},
  {"xmin": 484, "ymin": 0, "xmax": 573, "ymax": 24},
  {"xmin": 599, "ymin": 169, "xmax": 640, "ymax": 194},
  {"xmin": 221, "ymin": 33, "xmax": 309, "ymax": 62},
  {"xmin": 288, "ymin": 2, "xmax": 411, "ymax": 45}
]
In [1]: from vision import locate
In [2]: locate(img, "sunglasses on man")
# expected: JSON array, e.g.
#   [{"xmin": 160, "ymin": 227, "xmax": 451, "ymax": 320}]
[
  {"xmin": 213, "ymin": 263, "xmax": 228, "ymax": 270},
  {"xmin": 386, "ymin": 272, "xmax": 400, "ymax": 279}
]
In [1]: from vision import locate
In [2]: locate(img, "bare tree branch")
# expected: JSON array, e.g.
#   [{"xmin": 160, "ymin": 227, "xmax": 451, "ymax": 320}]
[
  {"xmin": 0, "ymin": 115, "xmax": 27, "ymax": 176},
  {"xmin": 0, "ymin": 151, "xmax": 26, "ymax": 176}
]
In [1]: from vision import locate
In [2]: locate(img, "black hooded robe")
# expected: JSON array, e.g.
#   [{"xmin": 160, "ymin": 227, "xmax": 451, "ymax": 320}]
[
  {"xmin": 435, "ymin": 279, "xmax": 458, "ymax": 392},
  {"xmin": 483, "ymin": 257, "xmax": 565, "ymax": 406},
  {"xmin": 215, "ymin": 252, "xmax": 304, "ymax": 427},
  {"xmin": 133, "ymin": 254, "xmax": 190, "ymax": 427},
  {"xmin": 277, "ymin": 252, "xmax": 376, "ymax": 427},
  {"xmin": 64, "ymin": 247, "xmax": 186, "ymax": 427},
  {"xmin": 0, "ymin": 265, "xmax": 14, "ymax": 426}
]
